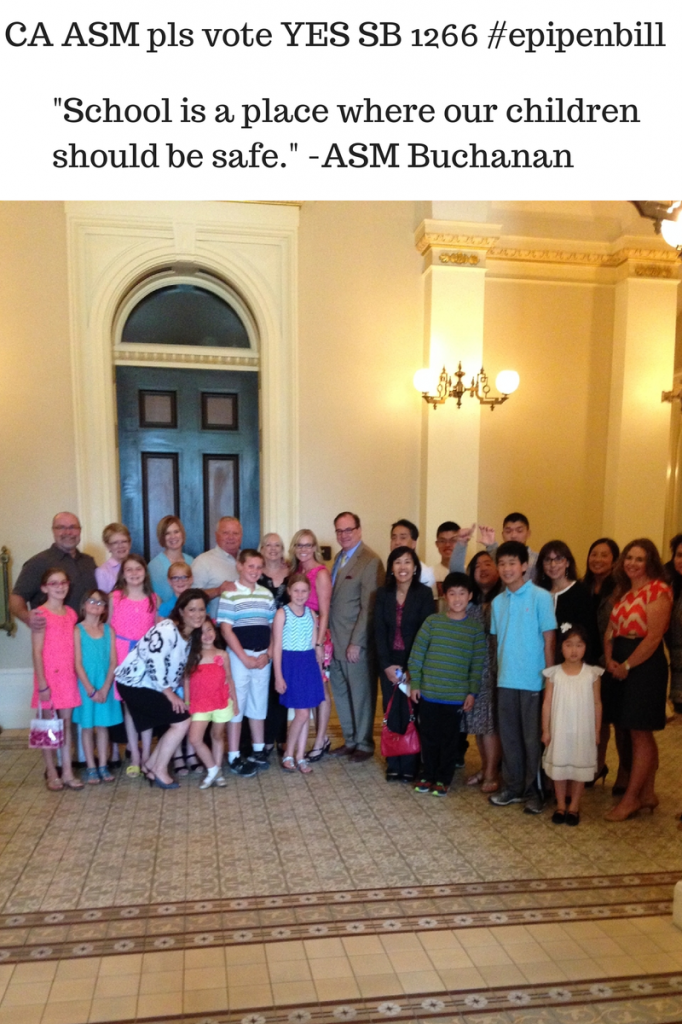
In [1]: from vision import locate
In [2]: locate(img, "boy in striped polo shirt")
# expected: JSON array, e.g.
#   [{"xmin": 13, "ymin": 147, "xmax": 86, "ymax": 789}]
[
  {"xmin": 408, "ymin": 572, "xmax": 485, "ymax": 796},
  {"xmin": 218, "ymin": 549, "xmax": 276, "ymax": 776}
]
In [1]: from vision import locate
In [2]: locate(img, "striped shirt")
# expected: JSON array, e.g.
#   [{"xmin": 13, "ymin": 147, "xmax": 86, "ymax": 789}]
[
  {"xmin": 282, "ymin": 605, "xmax": 315, "ymax": 651},
  {"xmin": 408, "ymin": 613, "xmax": 485, "ymax": 704},
  {"xmin": 217, "ymin": 582, "xmax": 276, "ymax": 651}
]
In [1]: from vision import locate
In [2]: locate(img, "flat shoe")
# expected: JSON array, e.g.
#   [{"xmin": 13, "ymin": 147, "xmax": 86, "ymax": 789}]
[
  {"xmin": 281, "ymin": 756, "xmax": 297, "ymax": 772},
  {"xmin": 296, "ymin": 759, "xmax": 313, "ymax": 774},
  {"xmin": 565, "ymin": 811, "xmax": 580, "ymax": 826},
  {"xmin": 551, "ymin": 810, "xmax": 566, "ymax": 824},
  {"xmin": 125, "ymin": 765, "xmax": 140, "ymax": 778},
  {"xmin": 46, "ymin": 778, "xmax": 63, "ymax": 791},
  {"xmin": 83, "ymin": 767, "xmax": 100, "ymax": 785},
  {"xmin": 466, "ymin": 771, "xmax": 484, "ymax": 786}
]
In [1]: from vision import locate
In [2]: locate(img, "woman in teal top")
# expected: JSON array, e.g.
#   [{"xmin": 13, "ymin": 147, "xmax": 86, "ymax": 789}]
[{"xmin": 148, "ymin": 515, "xmax": 194, "ymax": 603}]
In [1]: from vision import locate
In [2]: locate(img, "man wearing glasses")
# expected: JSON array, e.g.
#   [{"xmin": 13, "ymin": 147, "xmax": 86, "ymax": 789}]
[
  {"xmin": 329, "ymin": 512, "xmax": 384, "ymax": 762},
  {"xmin": 11, "ymin": 512, "xmax": 97, "ymax": 628}
]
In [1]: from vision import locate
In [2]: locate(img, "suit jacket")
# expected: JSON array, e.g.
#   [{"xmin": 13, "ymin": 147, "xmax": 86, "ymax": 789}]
[
  {"xmin": 330, "ymin": 542, "xmax": 385, "ymax": 653},
  {"xmin": 374, "ymin": 583, "xmax": 436, "ymax": 672}
]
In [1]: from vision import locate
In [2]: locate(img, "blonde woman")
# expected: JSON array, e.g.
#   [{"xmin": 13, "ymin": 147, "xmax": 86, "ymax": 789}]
[
  {"xmin": 148, "ymin": 516, "xmax": 194, "ymax": 604},
  {"xmin": 289, "ymin": 529, "xmax": 333, "ymax": 760}
]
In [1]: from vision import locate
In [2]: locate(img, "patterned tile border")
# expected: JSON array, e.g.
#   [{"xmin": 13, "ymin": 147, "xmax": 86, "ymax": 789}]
[
  {"xmin": 32, "ymin": 974, "xmax": 682, "ymax": 1024},
  {"xmin": 0, "ymin": 872, "xmax": 676, "ymax": 963}
]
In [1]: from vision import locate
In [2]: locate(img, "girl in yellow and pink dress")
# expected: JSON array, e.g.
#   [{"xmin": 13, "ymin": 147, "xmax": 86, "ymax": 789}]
[
  {"xmin": 31, "ymin": 568, "xmax": 83, "ymax": 791},
  {"xmin": 109, "ymin": 554, "xmax": 159, "ymax": 774}
]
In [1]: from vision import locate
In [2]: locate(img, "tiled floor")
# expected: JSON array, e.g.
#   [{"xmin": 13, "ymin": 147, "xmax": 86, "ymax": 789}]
[{"xmin": 0, "ymin": 716, "xmax": 681, "ymax": 1023}]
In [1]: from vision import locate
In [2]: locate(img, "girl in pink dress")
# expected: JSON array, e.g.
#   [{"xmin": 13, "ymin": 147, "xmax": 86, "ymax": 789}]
[
  {"xmin": 109, "ymin": 555, "xmax": 159, "ymax": 774},
  {"xmin": 289, "ymin": 529, "xmax": 333, "ymax": 761},
  {"xmin": 31, "ymin": 568, "xmax": 83, "ymax": 791}
]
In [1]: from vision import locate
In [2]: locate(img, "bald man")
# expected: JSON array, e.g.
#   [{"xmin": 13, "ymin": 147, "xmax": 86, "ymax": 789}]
[{"xmin": 11, "ymin": 512, "xmax": 97, "ymax": 628}]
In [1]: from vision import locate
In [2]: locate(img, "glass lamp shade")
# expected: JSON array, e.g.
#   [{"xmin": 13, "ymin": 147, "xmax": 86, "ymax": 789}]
[
  {"xmin": 413, "ymin": 368, "xmax": 439, "ymax": 394},
  {"xmin": 495, "ymin": 369, "xmax": 520, "ymax": 395},
  {"xmin": 661, "ymin": 217, "xmax": 682, "ymax": 249}
]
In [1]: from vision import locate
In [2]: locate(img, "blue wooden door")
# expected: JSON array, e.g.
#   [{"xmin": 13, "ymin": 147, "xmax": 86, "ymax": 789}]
[{"xmin": 116, "ymin": 366, "xmax": 260, "ymax": 561}]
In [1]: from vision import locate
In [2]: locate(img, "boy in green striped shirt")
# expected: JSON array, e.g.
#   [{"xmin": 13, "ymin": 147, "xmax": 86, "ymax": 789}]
[{"xmin": 408, "ymin": 572, "xmax": 485, "ymax": 796}]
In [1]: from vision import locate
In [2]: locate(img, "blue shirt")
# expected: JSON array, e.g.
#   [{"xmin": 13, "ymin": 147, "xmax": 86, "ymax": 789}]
[
  {"xmin": 332, "ymin": 542, "xmax": 361, "ymax": 584},
  {"xmin": 490, "ymin": 581, "xmax": 556, "ymax": 691}
]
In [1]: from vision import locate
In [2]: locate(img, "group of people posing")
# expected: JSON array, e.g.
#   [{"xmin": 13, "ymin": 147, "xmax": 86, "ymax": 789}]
[{"xmin": 10, "ymin": 509, "xmax": 682, "ymax": 826}]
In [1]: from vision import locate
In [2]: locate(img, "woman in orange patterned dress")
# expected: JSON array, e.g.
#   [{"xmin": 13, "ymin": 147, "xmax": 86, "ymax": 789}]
[{"xmin": 603, "ymin": 539, "xmax": 672, "ymax": 822}]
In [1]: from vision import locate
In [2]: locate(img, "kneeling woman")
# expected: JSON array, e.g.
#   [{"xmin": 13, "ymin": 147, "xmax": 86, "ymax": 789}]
[{"xmin": 115, "ymin": 589, "xmax": 207, "ymax": 789}]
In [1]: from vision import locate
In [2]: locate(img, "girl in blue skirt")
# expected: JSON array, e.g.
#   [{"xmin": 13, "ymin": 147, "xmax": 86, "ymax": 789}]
[{"xmin": 273, "ymin": 573, "xmax": 325, "ymax": 774}]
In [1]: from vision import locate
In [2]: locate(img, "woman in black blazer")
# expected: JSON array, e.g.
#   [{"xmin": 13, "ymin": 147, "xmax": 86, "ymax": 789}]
[{"xmin": 375, "ymin": 546, "xmax": 435, "ymax": 782}]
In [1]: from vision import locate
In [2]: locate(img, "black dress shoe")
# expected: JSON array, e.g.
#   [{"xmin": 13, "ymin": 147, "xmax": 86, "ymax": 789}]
[
  {"xmin": 349, "ymin": 750, "xmax": 373, "ymax": 762},
  {"xmin": 551, "ymin": 810, "xmax": 566, "ymax": 825},
  {"xmin": 329, "ymin": 744, "xmax": 355, "ymax": 757},
  {"xmin": 565, "ymin": 811, "xmax": 580, "ymax": 826}
]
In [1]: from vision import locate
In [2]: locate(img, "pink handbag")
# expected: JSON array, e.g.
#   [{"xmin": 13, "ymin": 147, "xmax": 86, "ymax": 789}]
[
  {"xmin": 29, "ymin": 703, "xmax": 64, "ymax": 749},
  {"xmin": 380, "ymin": 690, "xmax": 421, "ymax": 758}
]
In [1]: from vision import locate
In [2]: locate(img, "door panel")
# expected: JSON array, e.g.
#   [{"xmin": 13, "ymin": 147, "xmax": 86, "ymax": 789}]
[{"xmin": 116, "ymin": 366, "xmax": 260, "ymax": 561}]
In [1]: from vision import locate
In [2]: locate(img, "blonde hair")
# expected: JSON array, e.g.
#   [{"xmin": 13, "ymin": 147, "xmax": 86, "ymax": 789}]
[
  {"xmin": 102, "ymin": 522, "xmax": 131, "ymax": 545},
  {"xmin": 166, "ymin": 561, "xmax": 192, "ymax": 579},
  {"xmin": 288, "ymin": 529, "xmax": 324, "ymax": 568}
]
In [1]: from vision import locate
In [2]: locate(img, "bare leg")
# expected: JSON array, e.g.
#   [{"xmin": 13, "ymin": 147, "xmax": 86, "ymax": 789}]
[
  {"xmin": 227, "ymin": 720, "xmax": 242, "ymax": 756},
  {"xmin": 145, "ymin": 720, "xmax": 191, "ymax": 784},
  {"xmin": 568, "ymin": 781, "xmax": 585, "ymax": 813},
  {"xmin": 59, "ymin": 711, "xmax": 77, "ymax": 783},
  {"xmin": 95, "ymin": 727, "xmax": 109, "ymax": 768},
  {"xmin": 605, "ymin": 730, "xmax": 657, "ymax": 819},
  {"xmin": 286, "ymin": 709, "xmax": 310, "ymax": 761},
  {"xmin": 189, "ymin": 721, "xmax": 216, "ymax": 771},
  {"xmin": 250, "ymin": 719, "xmax": 265, "ymax": 745},
  {"xmin": 211, "ymin": 723, "xmax": 225, "ymax": 769},
  {"xmin": 310, "ymin": 678, "xmax": 332, "ymax": 754},
  {"xmin": 81, "ymin": 727, "xmax": 96, "ymax": 770},
  {"xmin": 123, "ymin": 704, "xmax": 141, "ymax": 767},
  {"xmin": 612, "ymin": 727, "xmax": 632, "ymax": 789},
  {"xmin": 140, "ymin": 728, "xmax": 153, "ymax": 765},
  {"xmin": 554, "ymin": 779, "xmax": 567, "ymax": 812},
  {"xmin": 43, "ymin": 748, "xmax": 60, "ymax": 786},
  {"xmin": 295, "ymin": 712, "xmax": 311, "ymax": 762},
  {"xmin": 481, "ymin": 733, "xmax": 501, "ymax": 783}
]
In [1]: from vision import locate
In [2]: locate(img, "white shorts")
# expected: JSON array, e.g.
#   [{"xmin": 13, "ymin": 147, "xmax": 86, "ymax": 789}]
[{"xmin": 228, "ymin": 650, "xmax": 271, "ymax": 722}]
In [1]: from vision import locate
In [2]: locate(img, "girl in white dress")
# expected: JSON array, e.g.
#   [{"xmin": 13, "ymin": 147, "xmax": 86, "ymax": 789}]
[{"xmin": 542, "ymin": 623, "xmax": 603, "ymax": 826}]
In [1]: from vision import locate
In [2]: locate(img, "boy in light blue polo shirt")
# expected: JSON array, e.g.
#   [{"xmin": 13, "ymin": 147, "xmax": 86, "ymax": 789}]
[{"xmin": 489, "ymin": 541, "xmax": 556, "ymax": 814}]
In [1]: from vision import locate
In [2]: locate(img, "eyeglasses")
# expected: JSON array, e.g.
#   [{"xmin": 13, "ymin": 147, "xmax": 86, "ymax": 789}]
[
  {"xmin": 169, "ymin": 576, "xmax": 191, "ymax": 582},
  {"xmin": 86, "ymin": 598, "xmax": 106, "ymax": 606},
  {"xmin": 543, "ymin": 555, "xmax": 567, "ymax": 565},
  {"xmin": 295, "ymin": 543, "xmax": 314, "ymax": 549},
  {"xmin": 335, "ymin": 527, "xmax": 357, "ymax": 537}
]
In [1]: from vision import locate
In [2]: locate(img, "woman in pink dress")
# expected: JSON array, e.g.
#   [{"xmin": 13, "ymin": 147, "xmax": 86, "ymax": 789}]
[
  {"xmin": 109, "ymin": 554, "xmax": 159, "ymax": 774},
  {"xmin": 289, "ymin": 529, "xmax": 332, "ymax": 760},
  {"xmin": 31, "ymin": 568, "xmax": 83, "ymax": 790}
]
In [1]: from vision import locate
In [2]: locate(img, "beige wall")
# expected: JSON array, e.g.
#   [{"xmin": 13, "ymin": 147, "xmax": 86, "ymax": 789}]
[
  {"xmin": 0, "ymin": 202, "xmax": 75, "ymax": 672},
  {"xmin": 479, "ymin": 277, "xmax": 615, "ymax": 570},
  {"xmin": 297, "ymin": 201, "xmax": 425, "ymax": 563}
]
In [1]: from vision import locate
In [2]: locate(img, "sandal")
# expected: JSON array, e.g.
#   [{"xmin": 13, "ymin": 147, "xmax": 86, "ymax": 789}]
[
  {"xmin": 46, "ymin": 777, "xmax": 63, "ymax": 791},
  {"xmin": 185, "ymin": 754, "xmax": 204, "ymax": 774},
  {"xmin": 125, "ymin": 764, "xmax": 141, "ymax": 778},
  {"xmin": 296, "ymin": 758, "xmax": 313, "ymax": 774},
  {"xmin": 172, "ymin": 753, "xmax": 189, "ymax": 777},
  {"xmin": 281, "ymin": 756, "xmax": 297, "ymax": 772},
  {"xmin": 98, "ymin": 765, "xmax": 115, "ymax": 783},
  {"xmin": 83, "ymin": 767, "xmax": 101, "ymax": 785},
  {"xmin": 62, "ymin": 777, "xmax": 84, "ymax": 790},
  {"xmin": 466, "ymin": 771, "xmax": 484, "ymax": 787}
]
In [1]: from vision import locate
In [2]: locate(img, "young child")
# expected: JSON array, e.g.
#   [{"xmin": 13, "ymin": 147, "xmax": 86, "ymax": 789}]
[
  {"xmin": 489, "ymin": 541, "xmax": 557, "ymax": 814},
  {"xmin": 110, "ymin": 554, "xmax": 159, "ymax": 775},
  {"xmin": 31, "ymin": 568, "xmax": 83, "ymax": 791},
  {"xmin": 73, "ymin": 589, "xmax": 123, "ymax": 783},
  {"xmin": 542, "ymin": 624, "xmax": 603, "ymax": 825},
  {"xmin": 218, "ymin": 549, "xmax": 276, "ymax": 776},
  {"xmin": 185, "ymin": 619, "xmax": 238, "ymax": 789},
  {"xmin": 408, "ymin": 572, "xmax": 485, "ymax": 796},
  {"xmin": 157, "ymin": 562, "xmax": 194, "ymax": 619},
  {"xmin": 273, "ymin": 573, "xmax": 325, "ymax": 774}
]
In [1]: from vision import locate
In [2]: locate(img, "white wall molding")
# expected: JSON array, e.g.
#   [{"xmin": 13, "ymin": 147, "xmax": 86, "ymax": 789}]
[
  {"xmin": 65, "ymin": 201, "xmax": 299, "ymax": 560},
  {"xmin": 0, "ymin": 669, "xmax": 33, "ymax": 729}
]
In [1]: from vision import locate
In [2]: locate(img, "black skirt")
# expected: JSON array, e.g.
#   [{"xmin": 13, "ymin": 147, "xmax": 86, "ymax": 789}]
[
  {"xmin": 117, "ymin": 683, "xmax": 190, "ymax": 734},
  {"xmin": 605, "ymin": 637, "xmax": 668, "ymax": 732}
]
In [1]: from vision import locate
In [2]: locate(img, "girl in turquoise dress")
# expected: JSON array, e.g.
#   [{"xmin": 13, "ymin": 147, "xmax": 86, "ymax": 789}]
[{"xmin": 73, "ymin": 589, "xmax": 123, "ymax": 783}]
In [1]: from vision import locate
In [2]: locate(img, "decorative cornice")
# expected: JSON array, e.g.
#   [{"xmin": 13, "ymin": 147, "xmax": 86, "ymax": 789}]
[
  {"xmin": 114, "ymin": 349, "xmax": 259, "ymax": 368},
  {"xmin": 417, "ymin": 232, "xmax": 500, "ymax": 256},
  {"xmin": 634, "ymin": 263, "xmax": 675, "ymax": 278},
  {"xmin": 487, "ymin": 245, "xmax": 680, "ymax": 268},
  {"xmin": 438, "ymin": 251, "xmax": 480, "ymax": 266}
]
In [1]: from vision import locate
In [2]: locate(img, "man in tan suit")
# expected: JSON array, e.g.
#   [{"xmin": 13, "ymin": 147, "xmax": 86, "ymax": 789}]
[{"xmin": 328, "ymin": 512, "xmax": 385, "ymax": 761}]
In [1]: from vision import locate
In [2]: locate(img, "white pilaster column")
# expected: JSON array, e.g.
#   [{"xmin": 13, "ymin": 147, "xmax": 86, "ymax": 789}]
[
  {"xmin": 415, "ymin": 220, "xmax": 501, "ymax": 557},
  {"xmin": 603, "ymin": 264, "xmax": 679, "ymax": 548}
]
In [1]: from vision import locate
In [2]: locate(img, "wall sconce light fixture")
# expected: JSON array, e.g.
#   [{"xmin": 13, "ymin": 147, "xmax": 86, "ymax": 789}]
[
  {"xmin": 631, "ymin": 201, "xmax": 682, "ymax": 251},
  {"xmin": 413, "ymin": 363, "xmax": 519, "ymax": 412}
]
